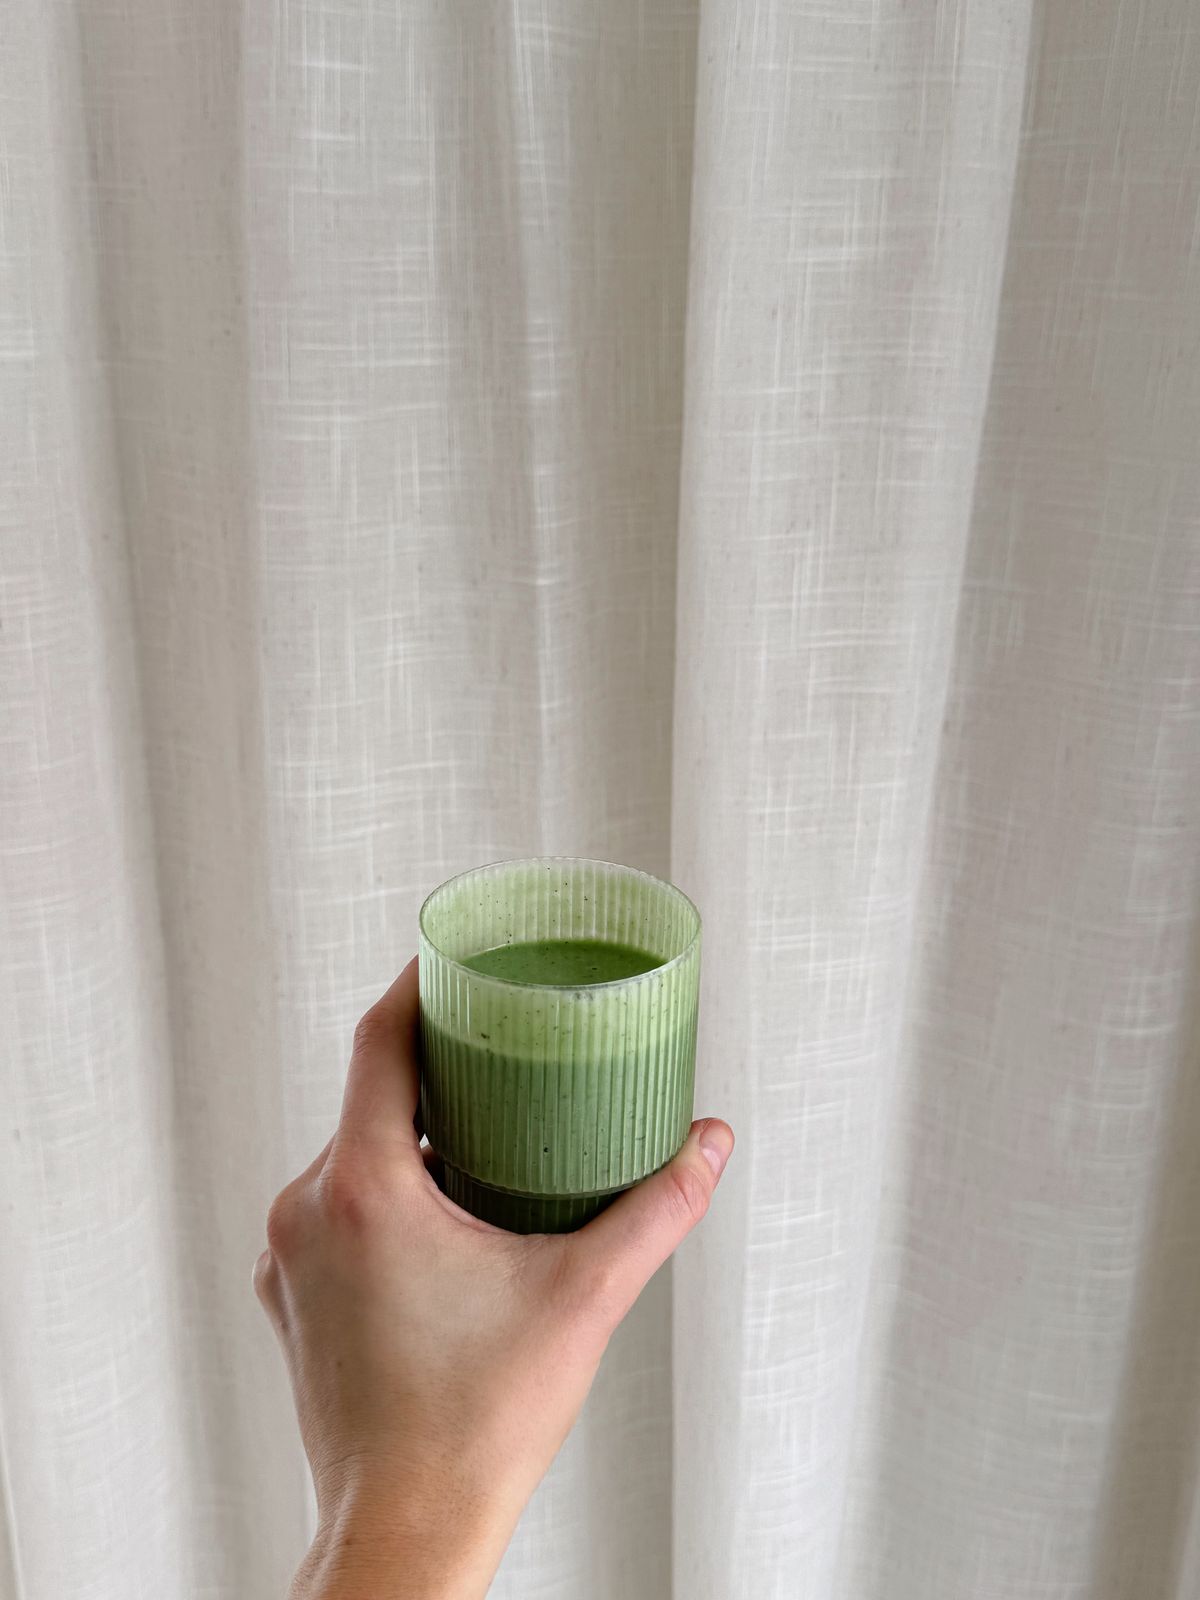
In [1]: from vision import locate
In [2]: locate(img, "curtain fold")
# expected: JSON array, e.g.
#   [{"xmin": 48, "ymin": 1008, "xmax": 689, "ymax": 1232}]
[
  {"xmin": 671, "ymin": 3, "xmax": 1032, "ymax": 1591},
  {"xmin": 3, "ymin": 0, "xmax": 1199, "ymax": 1596}
]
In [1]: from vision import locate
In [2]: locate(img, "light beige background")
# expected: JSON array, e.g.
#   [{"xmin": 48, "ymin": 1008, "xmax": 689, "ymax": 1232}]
[{"xmin": 3, "ymin": 0, "xmax": 1199, "ymax": 1595}]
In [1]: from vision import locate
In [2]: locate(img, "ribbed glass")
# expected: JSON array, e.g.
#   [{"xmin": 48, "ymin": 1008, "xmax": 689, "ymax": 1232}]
[{"xmin": 418, "ymin": 856, "xmax": 702, "ymax": 1234}]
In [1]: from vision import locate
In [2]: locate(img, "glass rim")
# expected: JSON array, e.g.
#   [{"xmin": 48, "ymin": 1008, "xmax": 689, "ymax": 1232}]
[{"xmin": 417, "ymin": 854, "xmax": 702, "ymax": 993}]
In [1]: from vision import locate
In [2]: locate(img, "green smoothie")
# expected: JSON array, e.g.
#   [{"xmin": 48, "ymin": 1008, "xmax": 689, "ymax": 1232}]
[
  {"xmin": 418, "ymin": 857, "xmax": 701, "ymax": 1233},
  {"xmin": 459, "ymin": 938, "xmax": 662, "ymax": 986}
]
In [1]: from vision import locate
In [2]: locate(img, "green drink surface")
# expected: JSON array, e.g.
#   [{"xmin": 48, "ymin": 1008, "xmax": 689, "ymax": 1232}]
[{"xmin": 459, "ymin": 937, "xmax": 662, "ymax": 987}]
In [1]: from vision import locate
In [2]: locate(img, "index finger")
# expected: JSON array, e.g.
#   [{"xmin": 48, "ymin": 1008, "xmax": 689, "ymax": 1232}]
[{"xmin": 335, "ymin": 956, "xmax": 422, "ymax": 1150}]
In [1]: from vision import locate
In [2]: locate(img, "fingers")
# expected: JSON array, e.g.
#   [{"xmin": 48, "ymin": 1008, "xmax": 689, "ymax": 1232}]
[
  {"xmin": 255, "ymin": 965, "xmax": 425, "ymax": 1320},
  {"xmin": 566, "ymin": 1118, "xmax": 734, "ymax": 1324},
  {"xmin": 335, "ymin": 956, "xmax": 422, "ymax": 1151}
]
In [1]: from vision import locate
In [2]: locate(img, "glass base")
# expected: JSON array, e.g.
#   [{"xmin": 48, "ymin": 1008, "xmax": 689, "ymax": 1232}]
[{"xmin": 442, "ymin": 1164, "xmax": 622, "ymax": 1234}]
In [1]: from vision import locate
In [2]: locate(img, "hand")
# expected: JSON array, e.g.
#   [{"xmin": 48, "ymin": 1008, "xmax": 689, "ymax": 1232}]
[{"xmin": 253, "ymin": 957, "xmax": 734, "ymax": 1600}]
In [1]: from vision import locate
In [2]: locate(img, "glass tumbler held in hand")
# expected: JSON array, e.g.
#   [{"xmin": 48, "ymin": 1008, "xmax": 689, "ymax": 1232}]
[{"xmin": 417, "ymin": 857, "xmax": 702, "ymax": 1233}]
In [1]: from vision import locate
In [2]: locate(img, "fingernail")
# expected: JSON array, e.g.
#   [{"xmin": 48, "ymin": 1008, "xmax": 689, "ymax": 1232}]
[{"xmin": 698, "ymin": 1119, "xmax": 734, "ymax": 1178}]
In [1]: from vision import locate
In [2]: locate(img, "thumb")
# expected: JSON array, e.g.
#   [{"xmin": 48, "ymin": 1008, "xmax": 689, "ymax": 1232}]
[{"xmin": 567, "ymin": 1118, "xmax": 734, "ymax": 1323}]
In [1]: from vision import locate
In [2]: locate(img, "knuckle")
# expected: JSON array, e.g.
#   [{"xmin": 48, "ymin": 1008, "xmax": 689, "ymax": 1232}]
[
  {"xmin": 265, "ymin": 1191, "xmax": 300, "ymax": 1257},
  {"xmin": 581, "ymin": 1255, "xmax": 622, "ymax": 1312},
  {"xmin": 665, "ymin": 1161, "xmax": 711, "ymax": 1228},
  {"xmin": 252, "ymin": 1250, "xmax": 288, "ymax": 1335},
  {"xmin": 251, "ymin": 1249, "xmax": 275, "ymax": 1304},
  {"xmin": 352, "ymin": 1004, "xmax": 397, "ymax": 1058},
  {"xmin": 555, "ymin": 1246, "xmax": 622, "ymax": 1326},
  {"xmin": 315, "ymin": 1158, "xmax": 384, "ymax": 1237}
]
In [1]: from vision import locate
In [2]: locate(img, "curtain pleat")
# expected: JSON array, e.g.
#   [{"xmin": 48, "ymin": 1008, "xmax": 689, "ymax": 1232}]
[{"xmin": 671, "ymin": 3, "xmax": 1032, "ymax": 1590}]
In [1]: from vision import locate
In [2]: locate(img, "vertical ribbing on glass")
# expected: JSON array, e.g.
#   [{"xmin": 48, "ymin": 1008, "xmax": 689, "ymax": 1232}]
[{"xmin": 418, "ymin": 857, "xmax": 701, "ymax": 1234}]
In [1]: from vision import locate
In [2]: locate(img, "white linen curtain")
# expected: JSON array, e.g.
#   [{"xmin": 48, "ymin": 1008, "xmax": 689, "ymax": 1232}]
[{"xmin": 3, "ymin": 0, "xmax": 1199, "ymax": 1594}]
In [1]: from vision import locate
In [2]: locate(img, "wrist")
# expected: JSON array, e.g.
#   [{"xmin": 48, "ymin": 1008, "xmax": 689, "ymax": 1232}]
[{"xmin": 290, "ymin": 1467, "xmax": 518, "ymax": 1600}]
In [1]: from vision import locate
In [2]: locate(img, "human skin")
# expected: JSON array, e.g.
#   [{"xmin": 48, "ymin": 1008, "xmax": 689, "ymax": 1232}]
[{"xmin": 253, "ymin": 956, "xmax": 734, "ymax": 1600}]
